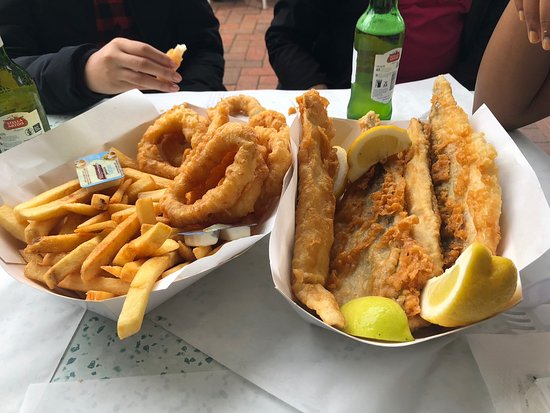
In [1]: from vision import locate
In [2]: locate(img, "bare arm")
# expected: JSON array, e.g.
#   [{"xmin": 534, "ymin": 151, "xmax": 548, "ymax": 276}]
[{"xmin": 473, "ymin": 1, "xmax": 550, "ymax": 130}]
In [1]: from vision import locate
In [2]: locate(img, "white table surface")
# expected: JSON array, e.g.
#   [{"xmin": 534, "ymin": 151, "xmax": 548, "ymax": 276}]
[{"xmin": 3, "ymin": 76, "xmax": 550, "ymax": 413}]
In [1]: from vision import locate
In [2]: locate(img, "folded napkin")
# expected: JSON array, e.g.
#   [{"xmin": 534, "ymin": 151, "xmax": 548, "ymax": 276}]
[{"xmin": 468, "ymin": 331, "xmax": 550, "ymax": 413}]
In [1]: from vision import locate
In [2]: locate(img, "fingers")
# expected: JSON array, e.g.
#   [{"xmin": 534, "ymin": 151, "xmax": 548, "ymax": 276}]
[
  {"xmin": 523, "ymin": 0, "xmax": 541, "ymax": 43},
  {"xmin": 541, "ymin": 1, "xmax": 550, "ymax": 50},
  {"xmin": 119, "ymin": 67, "xmax": 180, "ymax": 93},
  {"xmin": 514, "ymin": 0, "xmax": 525, "ymax": 21}
]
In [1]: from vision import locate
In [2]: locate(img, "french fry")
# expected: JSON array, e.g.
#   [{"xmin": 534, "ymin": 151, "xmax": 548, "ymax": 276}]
[
  {"xmin": 80, "ymin": 213, "xmax": 140, "ymax": 281},
  {"xmin": 111, "ymin": 206, "xmax": 136, "ymax": 224},
  {"xmin": 135, "ymin": 198, "xmax": 157, "ymax": 225},
  {"xmin": 126, "ymin": 176, "xmax": 157, "ymax": 204},
  {"xmin": 58, "ymin": 273, "xmax": 130, "ymax": 296},
  {"xmin": 43, "ymin": 234, "xmax": 104, "ymax": 288},
  {"xmin": 25, "ymin": 233, "xmax": 95, "ymax": 254},
  {"xmin": 108, "ymin": 147, "xmax": 138, "ymax": 169},
  {"xmin": 109, "ymin": 178, "xmax": 133, "ymax": 204},
  {"xmin": 108, "ymin": 203, "xmax": 134, "ymax": 215},
  {"xmin": 193, "ymin": 245, "xmax": 212, "ymax": 259},
  {"xmin": 77, "ymin": 211, "xmax": 110, "ymax": 228},
  {"xmin": 91, "ymin": 194, "xmax": 110, "ymax": 210},
  {"xmin": 24, "ymin": 261, "xmax": 50, "ymax": 284},
  {"xmin": 137, "ymin": 188, "xmax": 166, "ymax": 202},
  {"xmin": 24, "ymin": 217, "xmax": 62, "ymax": 244},
  {"xmin": 13, "ymin": 179, "xmax": 81, "ymax": 222},
  {"xmin": 86, "ymin": 290, "xmax": 116, "ymax": 301},
  {"xmin": 152, "ymin": 239, "xmax": 179, "ymax": 256},
  {"xmin": 128, "ymin": 222, "xmax": 172, "ymax": 258},
  {"xmin": 19, "ymin": 249, "xmax": 43, "ymax": 264},
  {"xmin": 0, "ymin": 205, "xmax": 27, "ymax": 243},
  {"xmin": 74, "ymin": 220, "xmax": 117, "ymax": 234},
  {"xmin": 17, "ymin": 187, "xmax": 95, "ymax": 221},
  {"xmin": 117, "ymin": 255, "xmax": 171, "ymax": 339},
  {"xmin": 120, "ymin": 259, "xmax": 147, "ymax": 283},
  {"xmin": 177, "ymin": 241, "xmax": 196, "ymax": 262},
  {"xmin": 63, "ymin": 203, "xmax": 101, "ymax": 216},
  {"xmin": 101, "ymin": 265, "xmax": 123, "ymax": 278},
  {"xmin": 122, "ymin": 167, "xmax": 173, "ymax": 188},
  {"xmin": 57, "ymin": 213, "xmax": 85, "ymax": 234},
  {"xmin": 42, "ymin": 252, "xmax": 67, "ymax": 266},
  {"xmin": 161, "ymin": 262, "xmax": 189, "ymax": 278},
  {"xmin": 112, "ymin": 243, "xmax": 136, "ymax": 266}
]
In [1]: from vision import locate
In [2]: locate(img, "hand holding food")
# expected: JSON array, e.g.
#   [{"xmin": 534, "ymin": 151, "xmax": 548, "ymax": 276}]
[{"xmin": 84, "ymin": 38, "xmax": 182, "ymax": 95}]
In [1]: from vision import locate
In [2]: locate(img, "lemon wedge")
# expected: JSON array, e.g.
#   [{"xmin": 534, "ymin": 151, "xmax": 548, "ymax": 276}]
[
  {"xmin": 420, "ymin": 242, "xmax": 518, "ymax": 327},
  {"xmin": 347, "ymin": 125, "xmax": 412, "ymax": 182},
  {"xmin": 341, "ymin": 296, "xmax": 414, "ymax": 342},
  {"xmin": 332, "ymin": 145, "xmax": 349, "ymax": 198}
]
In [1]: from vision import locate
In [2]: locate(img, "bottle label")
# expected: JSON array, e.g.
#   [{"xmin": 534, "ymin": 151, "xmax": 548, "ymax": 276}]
[
  {"xmin": 0, "ymin": 110, "xmax": 46, "ymax": 152},
  {"xmin": 371, "ymin": 48, "xmax": 402, "ymax": 104}
]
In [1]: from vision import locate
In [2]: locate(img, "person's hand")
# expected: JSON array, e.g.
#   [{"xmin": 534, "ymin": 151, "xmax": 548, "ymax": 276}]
[
  {"xmin": 514, "ymin": 0, "xmax": 550, "ymax": 50},
  {"xmin": 84, "ymin": 38, "xmax": 183, "ymax": 95}
]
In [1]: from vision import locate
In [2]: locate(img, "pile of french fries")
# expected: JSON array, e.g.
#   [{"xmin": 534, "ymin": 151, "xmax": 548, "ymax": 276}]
[{"xmin": 0, "ymin": 151, "xmax": 224, "ymax": 339}]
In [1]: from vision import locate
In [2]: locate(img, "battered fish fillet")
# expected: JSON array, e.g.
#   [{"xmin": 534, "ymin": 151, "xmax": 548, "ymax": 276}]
[
  {"xmin": 291, "ymin": 90, "xmax": 345, "ymax": 329},
  {"xmin": 429, "ymin": 76, "xmax": 501, "ymax": 268},
  {"xmin": 328, "ymin": 118, "xmax": 443, "ymax": 330}
]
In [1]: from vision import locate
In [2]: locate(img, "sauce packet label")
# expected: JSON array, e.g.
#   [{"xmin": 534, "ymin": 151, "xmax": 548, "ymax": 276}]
[{"xmin": 75, "ymin": 151, "xmax": 124, "ymax": 189}]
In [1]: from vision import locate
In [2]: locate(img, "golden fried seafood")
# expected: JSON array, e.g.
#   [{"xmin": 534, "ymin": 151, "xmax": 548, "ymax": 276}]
[
  {"xmin": 328, "ymin": 117, "xmax": 443, "ymax": 330},
  {"xmin": 429, "ymin": 76, "xmax": 501, "ymax": 268},
  {"xmin": 137, "ymin": 105, "xmax": 208, "ymax": 178},
  {"xmin": 249, "ymin": 110, "xmax": 292, "ymax": 217},
  {"xmin": 160, "ymin": 122, "xmax": 268, "ymax": 228},
  {"xmin": 291, "ymin": 90, "xmax": 344, "ymax": 329},
  {"xmin": 205, "ymin": 95, "xmax": 266, "ymax": 139}
]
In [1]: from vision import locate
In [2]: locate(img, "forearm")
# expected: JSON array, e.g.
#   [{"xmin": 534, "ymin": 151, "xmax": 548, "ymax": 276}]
[{"xmin": 473, "ymin": 2, "xmax": 550, "ymax": 130}]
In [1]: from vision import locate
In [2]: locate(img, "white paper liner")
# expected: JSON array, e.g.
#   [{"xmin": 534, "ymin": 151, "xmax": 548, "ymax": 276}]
[
  {"xmin": 269, "ymin": 96, "xmax": 550, "ymax": 347},
  {"xmin": 0, "ymin": 90, "xmax": 295, "ymax": 321}
]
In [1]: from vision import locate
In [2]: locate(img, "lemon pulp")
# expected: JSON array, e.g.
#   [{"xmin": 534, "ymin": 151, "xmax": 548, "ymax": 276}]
[
  {"xmin": 341, "ymin": 296, "xmax": 414, "ymax": 342},
  {"xmin": 332, "ymin": 145, "xmax": 349, "ymax": 198},
  {"xmin": 420, "ymin": 242, "xmax": 517, "ymax": 327},
  {"xmin": 347, "ymin": 125, "xmax": 411, "ymax": 183}
]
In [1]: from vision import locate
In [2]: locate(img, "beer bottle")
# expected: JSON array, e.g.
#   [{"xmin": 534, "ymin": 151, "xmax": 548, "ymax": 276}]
[
  {"xmin": 347, "ymin": 0, "xmax": 405, "ymax": 120},
  {"xmin": 0, "ymin": 35, "xmax": 50, "ymax": 153}
]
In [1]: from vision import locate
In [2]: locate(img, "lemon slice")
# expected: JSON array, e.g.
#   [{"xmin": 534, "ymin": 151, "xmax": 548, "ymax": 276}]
[
  {"xmin": 420, "ymin": 242, "xmax": 517, "ymax": 327},
  {"xmin": 332, "ymin": 145, "xmax": 349, "ymax": 198},
  {"xmin": 341, "ymin": 296, "xmax": 414, "ymax": 342},
  {"xmin": 347, "ymin": 125, "xmax": 412, "ymax": 182}
]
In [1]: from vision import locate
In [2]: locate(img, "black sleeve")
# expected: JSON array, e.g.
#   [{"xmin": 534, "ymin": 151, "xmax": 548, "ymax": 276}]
[
  {"xmin": 174, "ymin": 0, "xmax": 225, "ymax": 91},
  {"xmin": 265, "ymin": 0, "xmax": 333, "ymax": 89},
  {"xmin": 0, "ymin": 0, "xmax": 108, "ymax": 114},
  {"xmin": 451, "ymin": 0, "xmax": 508, "ymax": 90}
]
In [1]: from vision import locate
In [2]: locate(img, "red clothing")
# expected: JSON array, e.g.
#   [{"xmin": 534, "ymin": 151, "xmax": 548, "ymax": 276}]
[
  {"xmin": 93, "ymin": 0, "xmax": 135, "ymax": 46},
  {"xmin": 398, "ymin": 0, "xmax": 472, "ymax": 83}
]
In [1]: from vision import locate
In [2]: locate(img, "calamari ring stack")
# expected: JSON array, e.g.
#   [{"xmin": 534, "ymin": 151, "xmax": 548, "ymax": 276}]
[
  {"xmin": 137, "ymin": 105, "xmax": 209, "ymax": 179},
  {"xmin": 160, "ymin": 122, "xmax": 269, "ymax": 227}
]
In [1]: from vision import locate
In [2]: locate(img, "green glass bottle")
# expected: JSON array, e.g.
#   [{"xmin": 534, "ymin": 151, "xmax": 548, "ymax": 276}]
[
  {"xmin": 0, "ymin": 35, "xmax": 50, "ymax": 153},
  {"xmin": 347, "ymin": 0, "xmax": 405, "ymax": 120}
]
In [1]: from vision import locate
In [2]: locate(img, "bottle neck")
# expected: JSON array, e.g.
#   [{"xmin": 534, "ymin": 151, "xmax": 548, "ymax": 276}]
[{"xmin": 369, "ymin": 0, "xmax": 398, "ymax": 13}]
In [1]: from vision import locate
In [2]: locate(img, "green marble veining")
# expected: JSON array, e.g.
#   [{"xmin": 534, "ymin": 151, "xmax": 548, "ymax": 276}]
[{"xmin": 52, "ymin": 310, "xmax": 223, "ymax": 382}]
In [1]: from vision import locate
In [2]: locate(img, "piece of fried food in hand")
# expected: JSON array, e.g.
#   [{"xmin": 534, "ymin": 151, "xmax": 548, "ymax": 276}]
[
  {"xmin": 166, "ymin": 44, "xmax": 187, "ymax": 68},
  {"xmin": 291, "ymin": 90, "xmax": 344, "ymax": 329}
]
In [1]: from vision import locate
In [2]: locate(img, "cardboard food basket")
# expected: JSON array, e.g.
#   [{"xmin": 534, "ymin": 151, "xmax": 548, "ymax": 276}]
[
  {"xmin": 269, "ymin": 103, "xmax": 550, "ymax": 348},
  {"xmin": 0, "ymin": 90, "xmax": 295, "ymax": 321}
]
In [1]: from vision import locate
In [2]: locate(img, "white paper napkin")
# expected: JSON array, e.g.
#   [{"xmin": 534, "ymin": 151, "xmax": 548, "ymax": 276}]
[
  {"xmin": 468, "ymin": 332, "xmax": 550, "ymax": 413},
  {"xmin": 19, "ymin": 371, "xmax": 296, "ymax": 413},
  {"xmin": 0, "ymin": 273, "xmax": 85, "ymax": 413}
]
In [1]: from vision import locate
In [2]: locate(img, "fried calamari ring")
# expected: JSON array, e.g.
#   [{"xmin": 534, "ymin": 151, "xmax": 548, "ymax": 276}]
[
  {"xmin": 211, "ymin": 95, "xmax": 266, "ymax": 118},
  {"xmin": 160, "ymin": 122, "xmax": 269, "ymax": 227},
  {"xmin": 137, "ymin": 105, "xmax": 208, "ymax": 179},
  {"xmin": 249, "ymin": 110, "xmax": 292, "ymax": 216}
]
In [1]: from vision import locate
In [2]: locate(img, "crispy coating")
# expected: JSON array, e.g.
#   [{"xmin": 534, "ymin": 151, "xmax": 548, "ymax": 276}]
[
  {"xmin": 429, "ymin": 76, "xmax": 501, "ymax": 267},
  {"xmin": 291, "ymin": 90, "xmax": 344, "ymax": 329}
]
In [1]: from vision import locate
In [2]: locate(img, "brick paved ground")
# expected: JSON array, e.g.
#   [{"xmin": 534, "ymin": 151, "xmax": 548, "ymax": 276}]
[
  {"xmin": 211, "ymin": 0, "xmax": 550, "ymax": 155},
  {"xmin": 211, "ymin": 0, "xmax": 277, "ymax": 91}
]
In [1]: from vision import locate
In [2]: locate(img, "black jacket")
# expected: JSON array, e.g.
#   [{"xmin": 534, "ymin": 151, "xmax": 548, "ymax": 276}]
[
  {"xmin": 0, "ymin": 0, "xmax": 225, "ymax": 114},
  {"xmin": 265, "ymin": 0, "xmax": 508, "ymax": 91}
]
